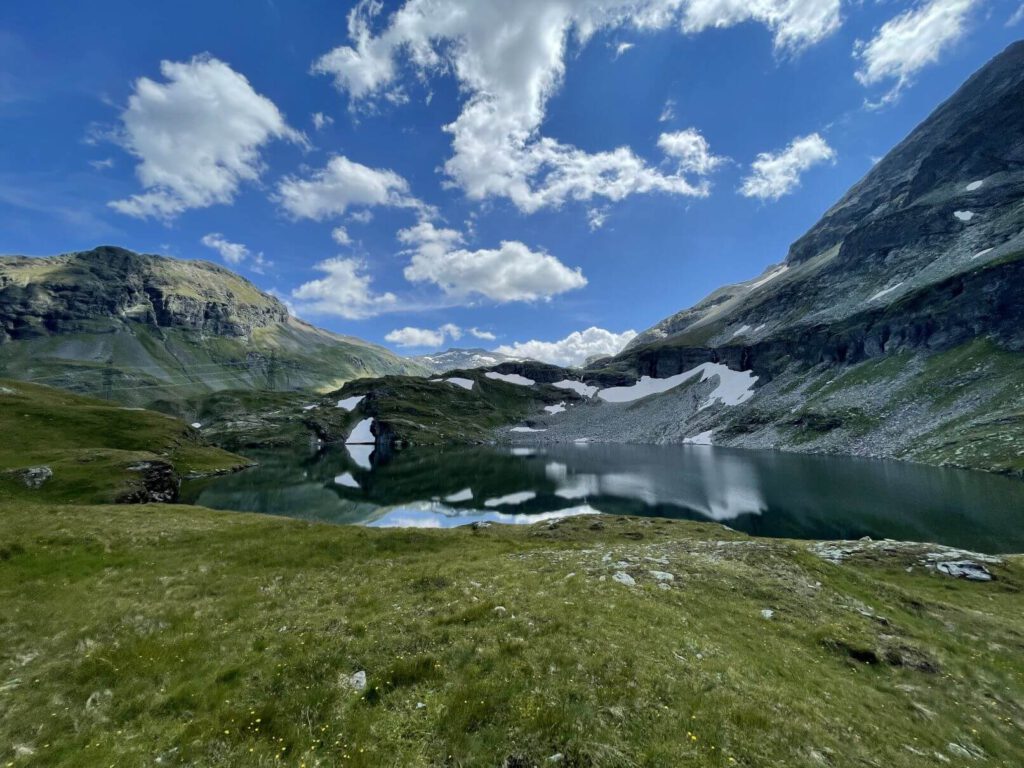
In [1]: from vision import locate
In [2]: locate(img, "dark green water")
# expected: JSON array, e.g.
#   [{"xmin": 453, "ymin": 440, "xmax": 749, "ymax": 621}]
[{"xmin": 181, "ymin": 443, "xmax": 1024, "ymax": 553}]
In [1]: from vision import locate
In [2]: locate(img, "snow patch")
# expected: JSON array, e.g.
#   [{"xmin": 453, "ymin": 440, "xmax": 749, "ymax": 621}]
[
  {"xmin": 484, "ymin": 491, "xmax": 537, "ymax": 507},
  {"xmin": 598, "ymin": 363, "xmax": 757, "ymax": 409},
  {"xmin": 302, "ymin": 404, "xmax": 319, "ymax": 411},
  {"xmin": 444, "ymin": 488, "xmax": 474, "ymax": 503},
  {"xmin": 336, "ymin": 395, "xmax": 365, "ymax": 412},
  {"xmin": 552, "ymin": 379, "xmax": 598, "ymax": 398},
  {"xmin": 730, "ymin": 324, "xmax": 751, "ymax": 338},
  {"xmin": 544, "ymin": 402, "xmax": 567, "ymax": 415},
  {"xmin": 511, "ymin": 426, "xmax": 547, "ymax": 433},
  {"xmin": 346, "ymin": 443, "xmax": 373, "ymax": 470},
  {"xmin": 868, "ymin": 282, "xmax": 903, "ymax": 302},
  {"xmin": 953, "ymin": 210, "xmax": 975, "ymax": 222},
  {"xmin": 748, "ymin": 265, "xmax": 789, "ymax": 291},
  {"xmin": 444, "ymin": 377, "xmax": 475, "ymax": 390},
  {"xmin": 346, "ymin": 418, "xmax": 375, "ymax": 445},
  {"xmin": 971, "ymin": 248, "xmax": 993, "ymax": 260},
  {"xmin": 486, "ymin": 371, "xmax": 535, "ymax": 386},
  {"xmin": 190, "ymin": 422, "xmax": 202, "ymax": 429},
  {"xmin": 334, "ymin": 472, "xmax": 360, "ymax": 489},
  {"xmin": 683, "ymin": 430, "xmax": 714, "ymax": 445},
  {"xmin": 965, "ymin": 180, "xmax": 984, "ymax": 192}
]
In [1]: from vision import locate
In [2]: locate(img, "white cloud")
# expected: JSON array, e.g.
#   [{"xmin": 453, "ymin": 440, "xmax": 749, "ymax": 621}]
[
  {"xmin": 740, "ymin": 133, "xmax": 835, "ymax": 201},
  {"xmin": 292, "ymin": 257, "xmax": 397, "ymax": 318},
  {"xmin": 276, "ymin": 155, "xmax": 423, "ymax": 220},
  {"xmin": 314, "ymin": 1, "xmax": 840, "ymax": 215},
  {"xmin": 657, "ymin": 129, "xmax": 727, "ymax": 175},
  {"xmin": 587, "ymin": 207, "xmax": 608, "ymax": 231},
  {"xmin": 400, "ymin": 222, "xmax": 587, "ymax": 302},
  {"xmin": 659, "ymin": 98, "xmax": 676, "ymax": 123},
  {"xmin": 386, "ymin": 323, "xmax": 463, "ymax": 347},
  {"xmin": 470, "ymin": 327, "xmax": 496, "ymax": 341},
  {"xmin": 386, "ymin": 327, "xmax": 444, "ymax": 347},
  {"xmin": 496, "ymin": 327, "xmax": 637, "ymax": 367},
  {"xmin": 201, "ymin": 233, "xmax": 249, "ymax": 265},
  {"xmin": 110, "ymin": 55, "xmax": 303, "ymax": 220},
  {"xmin": 614, "ymin": 42, "xmax": 635, "ymax": 58},
  {"xmin": 349, "ymin": 209, "xmax": 374, "ymax": 224},
  {"xmin": 89, "ymin": 158, "xmax": 114, "ymax": 171},
  {"xmin": 854, "ymin": 0, "xmax": 981, "ymax": 105},
  {"xmin": 1010, "ymin": 3, "xmax": 1024, "ymax": 26},
  {"xmin": 680, "ymin": 0, "xmax": 842, "ymax": 51},
  {"xmin": 199, "ymin": 232, "xmax": 271, "ymax": 273},
  {"xmin": 312, "ymin": 111, "xmax": 334, "ymax": 130},
  {"xmin": 331, "ymin": 226, "xmax": 352, "ymax": 246}
]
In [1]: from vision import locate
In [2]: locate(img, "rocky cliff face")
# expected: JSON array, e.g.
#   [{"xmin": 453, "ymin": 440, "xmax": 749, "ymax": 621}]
[
  {"xmin": 0, "ymin": 246, "xmax": 288, "ymax": 342},
  {"xmin": 0, "ymin": 246, "xmax": 426, "ymax": 407},
  {"xmin": 625, "ymin": 41, "xmax": 1024, "ymax": 363}
]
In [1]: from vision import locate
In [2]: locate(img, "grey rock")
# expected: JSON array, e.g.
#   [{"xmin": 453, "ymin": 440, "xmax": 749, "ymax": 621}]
[
  {"xmin": 18, "ymin": 466, "xmax": 52, "ymax": 489},
  {"xmin": 936, "ymin": 560, "xmax": 993, "ymax": 582},
  {"xmin": 612, "ymin": 572, "xmax": 636, "ymax": 587}
]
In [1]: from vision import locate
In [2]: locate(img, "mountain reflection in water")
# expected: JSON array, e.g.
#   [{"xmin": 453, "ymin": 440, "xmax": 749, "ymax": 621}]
[{"xmin": 181, "ymin": 443, "xmax": 1024, "ymax": 553}]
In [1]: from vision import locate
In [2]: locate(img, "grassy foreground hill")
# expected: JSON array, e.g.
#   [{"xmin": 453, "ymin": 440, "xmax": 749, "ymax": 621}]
[
  {"xmin": 0, "ymin": 379, "xmax": 248, "ymax": 504},
  {"xmin": 1, "ymin": 506, "xmax": 1022, "ymax": 767}
]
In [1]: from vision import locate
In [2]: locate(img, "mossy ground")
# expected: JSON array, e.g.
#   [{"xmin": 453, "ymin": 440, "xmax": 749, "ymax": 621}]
[
  {"xmin": 0, "ymin": 380, "xmax": 247, "ymax": 504},
  {"xmin": 1, "ymin": 505, "xmax": 1022, "ymax": 767}
]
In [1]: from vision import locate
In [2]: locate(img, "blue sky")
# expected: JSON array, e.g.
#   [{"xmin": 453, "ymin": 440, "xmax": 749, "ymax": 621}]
[{"xmin": 2, "ymin": 0, "xmax": 1022, "ymax": 364}]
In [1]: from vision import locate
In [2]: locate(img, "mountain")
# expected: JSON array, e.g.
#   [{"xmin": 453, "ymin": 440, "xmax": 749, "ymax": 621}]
[
  {"xmin": 364, "ymin": 43, "xmax": 1024, "ymax": 476},
  {"xmin": 572, "ymin": 41, "xmax": 1024, "ymax": 475},
  {"xmin": 412, "ymin": 347, "xmax": 519, "ymax": 374},
  {"xmin": 0, "ymin": 246, "xmax": 425, "ymax": 407}
]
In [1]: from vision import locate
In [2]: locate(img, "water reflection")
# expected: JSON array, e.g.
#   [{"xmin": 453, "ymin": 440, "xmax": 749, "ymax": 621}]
[{"xmin": 180, "ymin": 442, "xmax": 1024, "ymax": 553}]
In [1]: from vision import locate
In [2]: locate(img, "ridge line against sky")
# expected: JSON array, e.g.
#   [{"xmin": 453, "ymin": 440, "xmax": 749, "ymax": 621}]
[{"xmin": 1, "ymin": 0, "xmax": 1020, "ymax": 366}]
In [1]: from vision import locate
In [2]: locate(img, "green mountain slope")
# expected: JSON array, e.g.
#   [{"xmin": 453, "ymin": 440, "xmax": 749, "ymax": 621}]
[
  {"xmin": 0, "ymin": 379, "xmax": 247, "ymax": 504},
  {"xmin": 0, "ymin": 246, "xmax": 426, "ymax": 407}
]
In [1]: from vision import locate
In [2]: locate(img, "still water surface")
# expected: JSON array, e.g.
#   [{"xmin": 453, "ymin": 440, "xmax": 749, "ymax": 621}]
[{"xmin": 181, "ymin": 443, "xmax": 1024, "ymax": 553}]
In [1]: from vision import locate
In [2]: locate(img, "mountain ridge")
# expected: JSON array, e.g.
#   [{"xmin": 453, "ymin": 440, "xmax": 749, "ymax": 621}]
[{"xmin": 0, "ymin": 246, "xmax": 427, "ymax": 407}]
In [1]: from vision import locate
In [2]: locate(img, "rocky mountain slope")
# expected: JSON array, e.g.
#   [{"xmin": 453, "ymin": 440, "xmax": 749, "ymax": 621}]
[
  {"xmin": 557, "ymin": 41, "xmax": 1024, "ymax": 475},
  {"xmin": 412, "ymin": 347, "xmax": 519, "ymax": 374},
  {"xmin": 0, "ymin": 246, "xmax": 425, "ymax": 407}
]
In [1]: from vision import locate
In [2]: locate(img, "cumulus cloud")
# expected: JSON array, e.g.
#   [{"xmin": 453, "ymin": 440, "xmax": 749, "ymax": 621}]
[
  {"xmin": 276, "ymin": 155, "xmax": 424, "ymax": 220},
  {"xmin": 386, "ymin": 323, "xmax": 462, "ymax": 348},
  {"xmin": 200, "ymin": 233, "xmax": 270, "ymax": 272},
  {"xmin": 496, "ymin": 327, "xmax": 637, "ymax": 368},
  {"xmin": 854, "ymin": 0, "xmax": 981, "ymax": 105},
  {"xmin": 740, "ymin": 133, "xmax": 835, "ymax": 201},
  {"xmin": 200, "ymin": 233, "xmax": 249, "ymax": 265},
  {"xmin": 400, "ymin": 222, "xmax": 587, "ymax": 302},
  {"xmin": 291, "ymin": 257, "xmax": 396, "ymax": 318},
  {"xmin": 311, "ymin": 111, "xmax": 334, "ymax": 130},
  {"xmin": 331, "ymin": 226, "xmax": 352, "ymax": 246},
  {"xmin": 110, "ymin": 55, "xmax": 303, "ymax": 220},
  {"xmin": 658, "ymin": 129, "xmax": 728, "ymax": 176},
  {"xmin": 313, "ymin": 1, "xmax": 839, "ymax": 215}
]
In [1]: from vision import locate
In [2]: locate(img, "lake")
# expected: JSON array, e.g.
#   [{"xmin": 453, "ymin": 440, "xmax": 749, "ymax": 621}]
[{"xmin": 181, "ymin": 443, "xmax": 1024, "ymax": 554}]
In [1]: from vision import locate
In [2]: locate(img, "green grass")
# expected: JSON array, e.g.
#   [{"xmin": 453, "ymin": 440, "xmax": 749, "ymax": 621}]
[
  {"xmin": 0, "ymin": 505, "xmax": 1021, "ymax": 767},
  {"xmin": 0, "ymin": 380, "xmax": 248, "ymax": 504}
]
